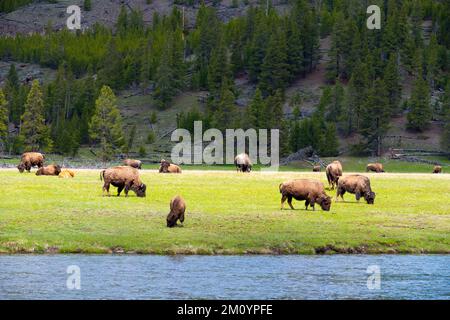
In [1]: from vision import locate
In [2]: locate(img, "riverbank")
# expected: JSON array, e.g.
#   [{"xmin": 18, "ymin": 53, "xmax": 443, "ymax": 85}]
[{"xmin": 0, "ymin": 170, "xmax": 449, "ymax": 254}]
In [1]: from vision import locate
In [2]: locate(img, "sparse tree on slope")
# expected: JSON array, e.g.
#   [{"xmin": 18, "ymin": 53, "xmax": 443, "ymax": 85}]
[
  {"xmin": 0, "ymin": 89, "xmax": 8, "ymax": 153},
  {"xmin": 89, "ymin": 86, "xmax": 125, "ymax": 161},
  {"xmin": 20, "ymin": 80, "xmax": 53, "ymax": 152}
]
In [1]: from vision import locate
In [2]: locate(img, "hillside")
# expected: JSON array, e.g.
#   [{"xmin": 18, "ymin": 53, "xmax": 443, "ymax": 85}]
[
  {"xmin": 0, "ymin": 0, "xmax": 448, "ymax": 166},
  {"xmin": 0, "ymin": 0, "xmax": 289, "ymax": 34}
]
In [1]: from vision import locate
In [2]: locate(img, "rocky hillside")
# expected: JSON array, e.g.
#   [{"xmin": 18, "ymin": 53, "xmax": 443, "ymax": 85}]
[{"xmin": 0, "ymin": 0, "xmax": 289, "ymax": 35}]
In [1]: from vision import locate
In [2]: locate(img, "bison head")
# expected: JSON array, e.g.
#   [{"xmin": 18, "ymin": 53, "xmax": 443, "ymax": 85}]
[
  {"xmin": 317, "ymin": 194, "xmax": 332, "ymax": 211},
  {"xmin": 166, "ymin": 212, "xmax": 178, "ymax": 228},
  {"xmin": 364, "ymin": 191, "xmax": 376, "ymax": 204},
  {"xmin": 159, "ymin": 160, "xmax": 170, "ymax": 173},
  {"xmin": 17, "ymin": 163, "xmax": 25, "ymax": 173},
  {"xmin": 135, "ymin": 183, "xmax": 147, "ymax": 197}
]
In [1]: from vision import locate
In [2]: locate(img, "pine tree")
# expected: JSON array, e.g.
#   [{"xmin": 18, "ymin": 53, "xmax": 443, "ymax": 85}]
[
  {"xmin": 319, "ymin": 123, "xmax": 339, "ymax": 157},
  {"xmin": 407, "ymin": 77, "xmax": 432, "ymax": 132},
  {"xmin": 344, "ymin": 62, "xmax": 369, "ymax": 134},
  {"xmin": 259, "ymin": 28, "xmax": 289, "ymax": 95},
  {"xmin": 154, "ymin": 43, "xmax": 175, "ymax": 109},
  {"xmin": 246, "ymin": 88, "xmax": 264, "ymax": 129},
  {"xmin": 360, "ymin": 79, "xmax": 390, "ymax": 156},
  {"xmin": 207, "ymin": 37, "xmax": 230, "ymax": 97},
  {"xmin": 4, "ymin": 64, "xmax": 20, "ymax": 124},
  {"xmin": 20, "ymin": 80, "xmax": 53, "ymax": 152},
  {"xmin": 89, "ymin": 86, "xmax": 125, "ymax": 161},
  {"xmin": 0, "ymin": 89, "xmax": 8, "ymax": 153},
  {"xmin": 83, "ymin": 0, "xmax": 92, "ymax": 11},
  {"xmin": 326, "ymin": 81, "xmax": 345, "ymax": 124},
  {"xmin": 441, "ymin": 83, "xmax": 450, "ymax": 154},
  {"xmin": 384, "ymin": 54, "xmax": 402, "ymax": 116},
  {"xmin": 213, "ymin": 82, "xmax": 238, "ymax": 131}
]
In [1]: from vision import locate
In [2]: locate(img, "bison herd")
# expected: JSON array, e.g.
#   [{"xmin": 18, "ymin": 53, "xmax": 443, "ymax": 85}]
[{"xmin": 14, "ymin": 151, "xmax": 446, "ymax": 226}]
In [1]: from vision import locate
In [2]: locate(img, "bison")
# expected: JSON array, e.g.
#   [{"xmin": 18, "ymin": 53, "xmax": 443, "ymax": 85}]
[
  {"xmin": 17, "ymin": 152, "xmax": 44, "ymax": 173},
  {"xmin": 123, "ymin": 159, "xmax": 142, "ymax": 169},
  {"xmin": 36, "ymin": 164, "xmax": 61, "ymax": 176},
  {"xmin": 167, "ymin": 195, "xmax": 186, "ymax": 228},
  {"xmin": 100, "ymin": 166, "xmax": 147, "ymax": 197},
  {"xmin": 433, "ymin": 166, "xmax": 442, "ymax": 174},
  {"xmin": 336, "ymin": 175, "xmax": 376, "ymax": 204},
  {"xmin": 159, "ymin": 159, "xmax": 182, "ymax": 173},
  {"xmin": 326, "ymin": 160, "xmax": 343, "ymax": 190},
  {"xmin": 366, "ymin": 163, "xmax": 384, "ymax": 173},
  {"xmin": 59, "ymin": 169, "xmax": 75, "ymax": 178},
  {"xmin": 279, "ymin": 179, "xmax": 332, "ymax": 211},
  {"xmin": 312, "ymin": 165, "xmax": 321, "ymax": 172},
  {"xmin": 234, "ymin": 153, "xmax": 252, "ymax": 172}
]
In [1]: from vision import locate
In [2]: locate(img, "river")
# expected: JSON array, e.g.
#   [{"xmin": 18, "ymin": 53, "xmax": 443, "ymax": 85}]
[{"xmin": 0, "ymin": 255, "xmax": 448, "ymax": 299}]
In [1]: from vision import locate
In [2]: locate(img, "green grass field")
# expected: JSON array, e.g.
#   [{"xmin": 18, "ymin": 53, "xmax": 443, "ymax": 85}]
[{"xmin": 0, "ymin": 169, "xmax": 449, "ymax": 254}]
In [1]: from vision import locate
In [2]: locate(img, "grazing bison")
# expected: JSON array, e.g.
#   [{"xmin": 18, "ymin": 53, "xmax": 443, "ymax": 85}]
[
  {"xmin": 234, "ymin": 153, "xmax": 252, "ymax": 172},
  {"xmin": 167, "ymin": 195, "xmax": 186, "ymax": 228},
  {"xmin": 366, "ymin": 163, "xmax": 384, "ymax": 173},
  {"xmin": 326, "ymin": 160, "xmax": 343, "ymax": 190},
  {"xmin": 313, "ymin": 165, "xmax": 321, "ymax": 172},
  {"xmin": 279, "ymin": 179, "xmax": 331, "ymax": 211},
  {"xmin": 36, "ymin": 164, "xmax": 61, "ymax": 176},
  {"xmin": 17, "ymin": 152, "xmax": 44, "ymax": 173},
  {"xmin": 336, "ymin": 175, "xmax": 376, "ymax": 204},
  {"xmin": 100, "ymin": 166, "xmax": 146, "ymax": 197},
  {"xmin": 123, "ymin": 159, "xmax": 142, "ymax": 169},
  {"xmin": 159, "ymin": 159, "xmax": 182, "ymax": 173},
  {"xmin": 433, "ymin": 166, "xmax": 442, "ymax": 174},
  {"xmin": 59, "ymin": 169, "xmax": 75, "ymax": 178}
]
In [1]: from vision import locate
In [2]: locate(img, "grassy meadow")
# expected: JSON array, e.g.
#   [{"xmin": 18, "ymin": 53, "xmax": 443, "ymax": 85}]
[{"xmin": 0, "ymin": 169, "xmax": 449, "ymax": 254}]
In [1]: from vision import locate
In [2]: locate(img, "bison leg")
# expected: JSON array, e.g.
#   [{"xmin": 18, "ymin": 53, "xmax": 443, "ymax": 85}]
[
  {"xmin": 117, "ymin": 185, "xmax": 124, "ymax": 197},
  {"xmin": 103, "ymin": 183, "xmax": 111, "ymax": 197},
  {"xmin": 305, "ymin": 199, "xmax": 310, "ymax": 210},
  {"xmin": 287, "ymin": 196, "xmax": 295, "ymax": 210},
  {"xmin": 309, "ymin": 197, "xmax": 315, "ymax": 211},
  {"xmin": 180, "ymin": 212, "xmax": 185, "ymax": 224},
  {"xmin": 280, "ymin": 195, "xmax": 287, "ymax": 210},
  {"xmin": 124, "ymin": 183, "xmax": 132, "ymax": 197},
  {"xmin": 355, "ymin": 192, "xmax": 361, "ymax": 202},
  {"xmin": 336, "ymin": 188, "xmax": 345, "ymax": 202}
]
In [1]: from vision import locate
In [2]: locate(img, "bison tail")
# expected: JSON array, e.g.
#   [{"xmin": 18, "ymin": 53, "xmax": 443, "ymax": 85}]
[
  {"xmin": 100, "ymin": 170, "xmax": 105, "ymax": 181},
  {"xmin": 279, "ymin": 183, "xmax": 283, "ymax": 193}
]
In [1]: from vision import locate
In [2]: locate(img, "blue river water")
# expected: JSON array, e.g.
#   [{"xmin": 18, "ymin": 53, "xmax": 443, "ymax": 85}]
[{"xmin": 0, "ymin": 255, "xmax": 448, "ymax": 299}]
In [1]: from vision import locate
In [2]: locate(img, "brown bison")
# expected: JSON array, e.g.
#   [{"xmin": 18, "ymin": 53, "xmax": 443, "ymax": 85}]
[
  {"xmin": 279, "ymin": 179, "xmax": 332, "ymax": 211},
  {"xmin": 336, "ymin": 175, "xmax": 376, "ymax": 204},
  {"xmin": 234, "ymin": 153, "xmax": 252, "ymax": 172},
  {"xmin": 326, "ymin": 160, "xmax": 343, "ymax": 190},
  {"xmin": 123, "ymin": 159, "xmax": 142, "ymax": 169},
  {"xmin": 167, "ymin": 195, "xmax": 186, "ymax": 228},
  {"xmin": 17, "ymin": 152, "xmax": 44, "ymax": 173},
  {"xmin": 366, "ymin": 163, "xmax": 384, "ymax": 173},
  {"xmin": 36, "ymin": 164, "xmax": 61, "ymax": 176},
  {"xmin": 433, "ymin": 166, "xmax": 442, "ymax": 174},
  {"xmin": 100, "ymin": 166, "xmax": 147, "ymax": 197},
  {"xmin": 159, "ymin": 159, "xmax": 182, "ymax": 173},
  {"xmin": 59, "ymin": 169, "xmax": 75, "ymax": 178},
  {"xmin": 312, "ymin": 165, "xmax": 321, "ymax": 172}
]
